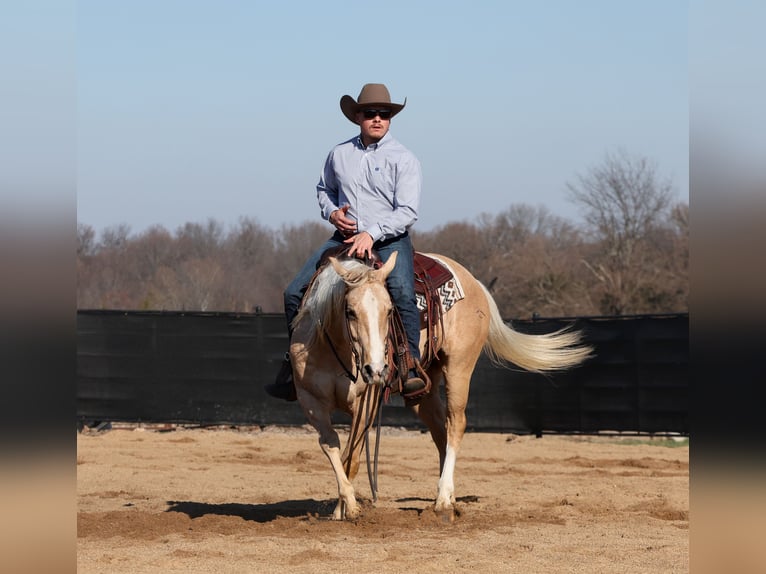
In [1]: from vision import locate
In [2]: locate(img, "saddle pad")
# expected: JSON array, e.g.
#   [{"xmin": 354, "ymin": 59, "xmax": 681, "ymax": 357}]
[{"xmin": 414, "ymin": 255, "xmax": 464, "ymax": 314}]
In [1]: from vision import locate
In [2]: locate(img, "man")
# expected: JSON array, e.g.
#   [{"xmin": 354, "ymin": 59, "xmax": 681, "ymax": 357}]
[{"xmin": 265, "ymin": 83, "xmax": 426, "ymax": 401}]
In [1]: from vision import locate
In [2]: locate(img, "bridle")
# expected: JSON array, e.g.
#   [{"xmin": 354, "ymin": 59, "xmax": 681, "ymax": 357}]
[
  {"xmin": 322, "ymin": 312, "xmax": 359, "ymax": 383},
  {"xmin": 324, "ymin": 289, "xmax": 392, "ymax": 386}
]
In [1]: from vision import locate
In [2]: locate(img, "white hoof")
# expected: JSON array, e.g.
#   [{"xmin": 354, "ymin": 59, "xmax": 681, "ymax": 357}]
[
  {"xmin": 331, "ymin": 500, "xmax": 344, "ymax": 520},
  {"xmin": 433, "ymin": 502, "xmax": 456, "ymax": 523},
  {"xmin": 331, "ymin": 498, "xmax": 360, "ymax": 520}
]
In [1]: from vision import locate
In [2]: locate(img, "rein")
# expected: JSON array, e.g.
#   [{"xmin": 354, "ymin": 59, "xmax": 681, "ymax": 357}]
[
  {"xmin": 363, "ymin": 384, "xmax": 385, "ymax": 502},
  {"xmin": 342, "ymin": 381, "xmax": 385, "ymax": 503},
  {"xmin": 330, "ymin": 308, "xmax": 385, "ymax": 502},
  {"xmin": 323, "ymin": 323, "xmax": 359, "ymax": 382}
]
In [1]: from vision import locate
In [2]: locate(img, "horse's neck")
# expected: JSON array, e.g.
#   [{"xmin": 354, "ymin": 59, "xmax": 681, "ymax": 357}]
[{"xmin": 320, "ymin": 319, "xmax": 353, "ymax": 359}]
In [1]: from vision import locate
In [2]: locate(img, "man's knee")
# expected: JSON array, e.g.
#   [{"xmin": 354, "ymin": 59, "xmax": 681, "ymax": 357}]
[
  {"xmin": 386, "ymin": 261, "xmax": 414, "ymax": 290},
  {"xmin": 389, "ymin": 289, "xmax": 416, "ymax": 319}
]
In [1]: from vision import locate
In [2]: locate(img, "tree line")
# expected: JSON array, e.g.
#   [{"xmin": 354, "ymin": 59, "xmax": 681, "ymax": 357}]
[{"xmin": 77, "ymin": 150, "xmax": 688, "ymax": 319}]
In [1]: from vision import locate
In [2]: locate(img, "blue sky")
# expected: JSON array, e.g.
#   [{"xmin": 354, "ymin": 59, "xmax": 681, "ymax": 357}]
[{"xmin": 72, "ymin": 1, "xmax": 687, "ymax": 235}]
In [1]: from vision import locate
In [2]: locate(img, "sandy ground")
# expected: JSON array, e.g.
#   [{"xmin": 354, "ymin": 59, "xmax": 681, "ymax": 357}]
[{"xmin": 77, "ymin": 424, "xmax": 688, "ymax": 574}]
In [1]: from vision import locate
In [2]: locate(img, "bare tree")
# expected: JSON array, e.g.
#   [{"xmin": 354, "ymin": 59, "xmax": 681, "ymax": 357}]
[
  {"xmin": 567, "ymin": 149, "xmax": 678, "ymax": 314},
  {"xmin": 175, "ymin": 219, "xmax": 224, "ymax": 260},
  {"xmin": 151, "ymin": 257, "xmax": 223, "ymax": 311},
  {"xmin": 77, "ymin": 223, "xmax": 96, "ymax": 257},
  {"xmin": 664, "ymin": 201, "xmax": 690, "ymax": 310},
  {"xmin": 272, "ymin": 221, "xmax": 334, "ymax": 288},
  {"xmin": 477, "ymin": 205, "xmax": 591, "ymax": 318},
  {"xmin": 221, "ymin": 217, "xmax": 279, "ymax": 312},
  {"xmin": 670, "ymin": 201, "xmax": 689, "ymax": 269},
  {"xmin": 413, "ymin": 221, "xmax": 488, "ymax": 270},
  {"xmin": 99, "ymin": 223, "xmax": 132, "ymax": 251},
  {"xmin": 77, "ymin": 224, "xmax": 136, "ymax": 309}
]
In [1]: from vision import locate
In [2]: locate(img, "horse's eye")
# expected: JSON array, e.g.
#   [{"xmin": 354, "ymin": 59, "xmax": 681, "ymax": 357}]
[{"xmin": 345, "ymin": 308, "xmax": 356, "ymax": 319}]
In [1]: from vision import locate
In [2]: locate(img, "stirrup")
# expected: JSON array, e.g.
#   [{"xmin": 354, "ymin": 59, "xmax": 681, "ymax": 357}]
[
  {"xmin": 401, "ymin": 367, "xmax": 428, "ymax": 400},
  {"xmin": 402, "ymin": 376, "xmax": 426, "ymax": 396}
]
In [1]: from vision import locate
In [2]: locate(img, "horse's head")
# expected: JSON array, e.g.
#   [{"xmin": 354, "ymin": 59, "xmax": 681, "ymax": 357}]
[{"xmin": 329, "ymin": 252, "xmax": 398, "ymax": 386}]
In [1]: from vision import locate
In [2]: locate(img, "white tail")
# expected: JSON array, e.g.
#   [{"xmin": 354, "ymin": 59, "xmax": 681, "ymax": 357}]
[{"xmin": 479, "ymin": 283, "xmax": 593, "ymax": 373}]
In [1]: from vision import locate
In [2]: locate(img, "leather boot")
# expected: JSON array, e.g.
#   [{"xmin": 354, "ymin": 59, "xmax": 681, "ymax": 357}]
[
  {"xmin": 264, "ymin": 353, "xmax": 297, "ymax": 401},
  {"xmin": 402, "ymin": 369, "xmax": 426, "ymax": 397}
]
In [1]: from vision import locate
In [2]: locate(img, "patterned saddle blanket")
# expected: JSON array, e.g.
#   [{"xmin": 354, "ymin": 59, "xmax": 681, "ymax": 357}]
[{"xmin": 414, "ymin": 253, "xmax": 464, "ymax": 318}]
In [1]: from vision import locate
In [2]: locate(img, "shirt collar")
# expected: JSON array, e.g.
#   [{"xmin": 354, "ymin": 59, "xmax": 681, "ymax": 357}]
[{"xmin": 356, "ymin": 131, "xmax": 392, "ymax": 151}]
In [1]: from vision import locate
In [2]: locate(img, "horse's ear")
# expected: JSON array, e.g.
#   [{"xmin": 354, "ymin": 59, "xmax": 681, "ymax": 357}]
[
  {"xmin": 375, "ymin": 251, "xmax": 398, "ymax": 281},
  {"xmin": 329, "ymin": 256, "xmax": 349, "ymax": 280}
]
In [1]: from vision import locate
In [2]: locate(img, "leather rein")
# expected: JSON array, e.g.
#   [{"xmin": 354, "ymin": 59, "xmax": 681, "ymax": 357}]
[{"xmin": 323, "ymin": 318, "xmax": 359, "ymax": 383}]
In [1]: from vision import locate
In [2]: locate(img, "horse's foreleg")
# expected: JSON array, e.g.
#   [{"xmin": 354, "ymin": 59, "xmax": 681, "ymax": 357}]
[
  {"xmin": 317, "ymin": 426, "xmax": 360, "ymax": 520},
  {"xmin": 300, "ymin": 395, "xmax": 360, "ymax": 521}
]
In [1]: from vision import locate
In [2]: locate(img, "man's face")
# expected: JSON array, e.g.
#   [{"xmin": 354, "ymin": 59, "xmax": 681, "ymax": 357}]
[{"xmin": 356, "ymin": 108, "xmax": 391, "ymax": 145}]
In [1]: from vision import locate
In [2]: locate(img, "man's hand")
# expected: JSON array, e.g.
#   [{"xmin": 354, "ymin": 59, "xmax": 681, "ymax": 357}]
[
  {"xmin": 329, "ymin": 205, "xmax": 357, "ymax": 238},
  {"xmin": 344, "ymin": 231, "xmax": 374, "ymax": 259}
]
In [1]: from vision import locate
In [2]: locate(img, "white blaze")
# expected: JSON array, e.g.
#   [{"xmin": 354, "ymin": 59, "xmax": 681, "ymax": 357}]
[{"xmin": 360, "ymin": 290, "xmax": 387, "ymax": 367}]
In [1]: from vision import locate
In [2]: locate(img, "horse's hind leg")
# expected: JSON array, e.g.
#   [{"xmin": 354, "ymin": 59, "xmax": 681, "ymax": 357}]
[
  {"xmin": 410, "ymin": 367, "xmax": 448, "ymax": 471},
  {"xmin": 434, "ymin": 362, "xmax": 474, "ymax": 516}
]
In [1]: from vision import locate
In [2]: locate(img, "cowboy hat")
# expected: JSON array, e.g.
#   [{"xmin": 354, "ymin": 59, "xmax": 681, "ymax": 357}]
[{"xmin": 340, "ymin": 83, "xmax": 406, "ymax": 124}]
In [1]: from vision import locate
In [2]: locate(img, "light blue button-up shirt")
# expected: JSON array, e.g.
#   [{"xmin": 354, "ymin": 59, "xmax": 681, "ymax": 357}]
[{"xmin": 316, "ymin": 132, "xmax": 422, "ymax": 243}]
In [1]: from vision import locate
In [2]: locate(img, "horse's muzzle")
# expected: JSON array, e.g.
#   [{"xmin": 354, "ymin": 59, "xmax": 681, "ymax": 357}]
[{"xmin": 362, "ymin": 362, "xmax": 390, "ymax": 385}]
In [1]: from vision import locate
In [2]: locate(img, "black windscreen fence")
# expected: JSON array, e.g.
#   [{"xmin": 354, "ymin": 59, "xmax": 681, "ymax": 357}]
[{"xmin": 77, "ymin": 310, "xmax": 688, "ymax": 435}]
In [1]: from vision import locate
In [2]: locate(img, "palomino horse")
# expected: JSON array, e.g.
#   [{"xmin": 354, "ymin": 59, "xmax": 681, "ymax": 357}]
[{"xmin": 289, "ymin": 251, "xmax": 592, "ymax": 520}]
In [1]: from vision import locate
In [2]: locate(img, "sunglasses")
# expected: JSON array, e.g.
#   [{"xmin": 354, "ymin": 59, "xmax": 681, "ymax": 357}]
[{"xmin": 361, "ymin": 108, "xmax": 392, "ymax": 120}]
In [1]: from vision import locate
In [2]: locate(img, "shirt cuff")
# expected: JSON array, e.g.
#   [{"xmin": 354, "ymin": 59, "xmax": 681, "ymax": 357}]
[
  {"xmin": 363, "ymin": 224, "xmax": 384, "ymax": 243},
  {"xmin": 322, "ymin": 205, "xmax": 338, "ymax": 221}
]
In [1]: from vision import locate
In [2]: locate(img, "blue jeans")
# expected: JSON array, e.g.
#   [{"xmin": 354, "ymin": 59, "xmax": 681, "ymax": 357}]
[{"xmin": 284, "ymin": 231, "xmax": 421, "ymax": 362}]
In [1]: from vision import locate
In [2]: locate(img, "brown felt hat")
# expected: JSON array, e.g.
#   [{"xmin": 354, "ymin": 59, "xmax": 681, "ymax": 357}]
[{"xmin": 340, "ymin": 83, "xmax": 406, "ymax": 124}]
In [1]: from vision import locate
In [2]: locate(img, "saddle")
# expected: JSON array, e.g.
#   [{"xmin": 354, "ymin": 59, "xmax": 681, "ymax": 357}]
[
  {"xmin": 413, "ymin": 252, "xmax": 453, "ymax": 367},
  {"xmin": 315, "ymin": 246, "xmax": 454, "ymax": 400}
]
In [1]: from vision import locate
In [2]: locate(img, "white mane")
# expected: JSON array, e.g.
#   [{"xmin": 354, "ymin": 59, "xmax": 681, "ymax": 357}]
[{"xmin": 292, "ymin": 258, "xmax": 378, "ymax": 348}]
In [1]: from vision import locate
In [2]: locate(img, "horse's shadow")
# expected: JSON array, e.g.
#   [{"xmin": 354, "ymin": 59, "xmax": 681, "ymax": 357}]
[
  {"xmin": 167, "ymin": 495, "xmax": 481, "ymax": 523},
  {"xmin": 166, "ymin": 498, "xmax": 335, "ymax": 523},
  {"xmin": 396, "ymin": 495, "xmax": 479, "ymax": 504},
  {"xmin": 395, "ymin": 495, "xmax": 480, "ymax": 513}
]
